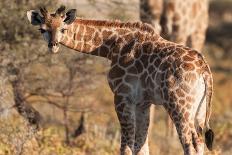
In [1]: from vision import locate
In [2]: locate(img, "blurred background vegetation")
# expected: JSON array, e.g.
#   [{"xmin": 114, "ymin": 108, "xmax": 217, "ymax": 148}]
[{"xmin": 0, "ymin": 0, "xmax": 231, "ymax": 155}]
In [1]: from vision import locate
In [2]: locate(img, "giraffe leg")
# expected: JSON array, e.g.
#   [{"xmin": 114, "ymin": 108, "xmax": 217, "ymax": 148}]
[
  {"xmin": 189, "ymin": 30, "xmax": 206, "ymax": 52},
  {"xmin": 193, "ymin": 97, "xmax": 208, "ymax": 155},
  {"xmin": 187, "ymin": 121, "xmax": 204, "ymax": 155},
  {"xmin": 194, "ymin": 122, "xmax": 205, "ymax": 155},
  {"xmin": 192, "ymin": 129, "xmax": 204, "ymax": 155},
  {"xmin": 114, "ymin": 94, "xmax": 136, "ymax": 155},
  {"xmin": 172, "ymin": 117, "xmax": 195, "ymax": 154},
  {"xmin": 189, "ymin": 16, "xmax": 208, "ymax": 52},
  {"xmin": 166, "ymin": 21, "xmax": 188, "ymax": 46},
  {"xmin": 168, "ymin": 107, "xmax": 206, "ymax": 155},
  {"xmin": 134, "ymin": 104, "xmax": 151, "ymax": 155},
  {"xmin": 172, "ymin": 34, "xmax": 188, "ymax": 47},
  {"xmin": 165, "ymin": 104, "xmax": 198, "ymax": 155}
]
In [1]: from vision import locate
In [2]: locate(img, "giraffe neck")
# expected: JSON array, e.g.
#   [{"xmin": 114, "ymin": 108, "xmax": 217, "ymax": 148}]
[{"xmin": 60, "ymin": 18, "xmax": 160, "ymax": 60}]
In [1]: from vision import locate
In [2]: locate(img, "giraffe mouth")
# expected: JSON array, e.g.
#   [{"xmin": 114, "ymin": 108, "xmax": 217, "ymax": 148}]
[{"xmin": 49, "ymin": 45, "xmax": 60, "ymax": 53}]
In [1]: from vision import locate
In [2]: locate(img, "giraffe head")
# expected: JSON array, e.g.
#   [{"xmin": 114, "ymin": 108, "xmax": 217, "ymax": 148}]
[{"xmin": 27, "ymin": 6, "xmax": 76, "ymax": 53}]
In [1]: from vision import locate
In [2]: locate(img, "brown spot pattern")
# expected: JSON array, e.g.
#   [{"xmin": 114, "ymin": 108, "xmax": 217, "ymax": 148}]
[
  {"xmin": 109, "ymin": 65, "xmax": 125, "ymax": 79},
  {"xmin": 181, "ymin": 63, "xmax": 195, "ymax": 71},
  {"xmin": 93, "ymin": 32, "xmax": 102, "ymax": 46}
]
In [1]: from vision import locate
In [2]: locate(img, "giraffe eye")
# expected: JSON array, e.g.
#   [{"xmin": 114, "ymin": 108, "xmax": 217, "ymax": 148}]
[
  {"xmin": 38, "ymin": 28, "xmax": 46, "ymax": 33},
  {"xmin": 61, "ymin": 28, "xmax": 67, "ymax": 33}
]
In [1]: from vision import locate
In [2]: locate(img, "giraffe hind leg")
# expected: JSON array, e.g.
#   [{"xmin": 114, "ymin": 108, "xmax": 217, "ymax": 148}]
[
  {"xmin": 165, "ymin": 102, "xmax": 206, "ymax": 155},
  {"xmin": 166, "ymin": 107, "xmax": 195, "ymax": 154}
]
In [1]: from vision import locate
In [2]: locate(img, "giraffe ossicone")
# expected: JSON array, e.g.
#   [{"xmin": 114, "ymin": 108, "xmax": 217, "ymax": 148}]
[{"xmin": 27, "ymin": 6, "xmax": 214, "ymax": 155}]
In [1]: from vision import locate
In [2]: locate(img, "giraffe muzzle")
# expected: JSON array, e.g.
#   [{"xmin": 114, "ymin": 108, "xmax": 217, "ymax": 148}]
[
  {"xmin": 48, "ymin": 44, "xmax": 60, "ymax": 53},
  {"xmin": 48, "ymin": 41, "xmax": 59, "ymax": 53}
]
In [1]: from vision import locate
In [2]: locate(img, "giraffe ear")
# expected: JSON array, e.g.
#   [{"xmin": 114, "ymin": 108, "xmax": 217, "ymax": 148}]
[
  {"xmin": 64, "ymin": 9, "xmax": 77, "ymax": 25},
  {"xmin": 27, "ymin": 10, "xmax": 44, "ymax": 25}
]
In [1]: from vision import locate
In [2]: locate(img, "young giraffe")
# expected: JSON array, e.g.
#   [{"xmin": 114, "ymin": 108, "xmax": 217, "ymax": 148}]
[
  {"xmin": 140, "ymin": 0, "xmax": 209, "ymax": 137},
  {"xmin": 27, "ymin": 6, "xmax": 214, "ymax": 155}
]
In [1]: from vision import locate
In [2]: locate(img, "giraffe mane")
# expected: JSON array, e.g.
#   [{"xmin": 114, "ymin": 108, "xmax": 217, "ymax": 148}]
[{"xmin": 74, "ymin": 18, "xmax": 157, "ymax": 35}]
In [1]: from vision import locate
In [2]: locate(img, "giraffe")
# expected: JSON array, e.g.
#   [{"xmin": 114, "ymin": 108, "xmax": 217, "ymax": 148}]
[
  {"xmin": 140, "ymin": 0, "xmax": 209, "ymax": 137},
  {"xmin": 140, "ymin": 0, "xmax": 209, "ymax": 51},
  {"xmin": 26, "ymin": 6, "xmax": 214, "ymax": 155},
  {"xmin": 139, "ymin": 0, "xmax": 163, "ymax": 34}
]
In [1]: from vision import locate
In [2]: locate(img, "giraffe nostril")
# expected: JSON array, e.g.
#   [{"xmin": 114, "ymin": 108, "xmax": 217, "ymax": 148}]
[
  {"xmin": 48, "ymin": 42, "xmax": 53, "ymax": 48},
  {"xmin": 48, "ymin": 42, "xmax": 58, "ymax": 48}
]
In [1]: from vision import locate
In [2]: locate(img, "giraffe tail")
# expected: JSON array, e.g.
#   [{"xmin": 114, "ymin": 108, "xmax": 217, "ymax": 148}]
[{"xmin": 203, "ymin": 66, "xmax": 214, "ymax": 151}]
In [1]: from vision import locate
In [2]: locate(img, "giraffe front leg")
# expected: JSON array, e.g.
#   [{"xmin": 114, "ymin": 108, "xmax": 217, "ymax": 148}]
[
  {"xmin": 134, "ymin": 103, "xmax": 151, "ymax": 155},
  {"xmin": 114, "ymin": 94, "xmax": 136, "ymax": 155}
]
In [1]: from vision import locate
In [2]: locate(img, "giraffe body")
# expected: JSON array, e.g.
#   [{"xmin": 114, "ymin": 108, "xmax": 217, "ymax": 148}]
[{"xmin": 27, "ymin": 6, "xmax": 214, "ymax": 155}]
